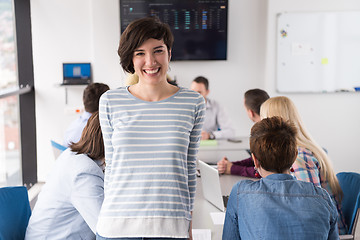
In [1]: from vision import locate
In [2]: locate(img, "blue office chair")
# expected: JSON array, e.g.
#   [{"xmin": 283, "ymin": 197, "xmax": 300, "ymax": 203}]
[
  {"xmin": 337, "ymin": 172, "xmax": 360, "ymax": 237},
  {"xmin": 0, "ymin": 186, "xmax": 32, "ymax": 240}
]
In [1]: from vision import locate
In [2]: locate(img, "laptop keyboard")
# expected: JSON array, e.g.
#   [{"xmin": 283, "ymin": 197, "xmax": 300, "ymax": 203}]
[{"xmin": 222, "ymin": 195, "xmax": 229, "ymax": 208}]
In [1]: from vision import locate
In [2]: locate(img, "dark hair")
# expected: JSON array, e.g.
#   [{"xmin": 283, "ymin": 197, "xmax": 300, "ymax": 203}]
[
  {"xmin": 70, "ymin": 111, "xmax": 104, "ymax": 160},
  {"xmin": 193, "ymin": 76, "xmax": 209, "ymax": 90},
  {"xmin": 118, "ymin": 17, "xmax": 174, "ymax": 74},
  {"xmin": 83, "ymin": 83, "xmax": 110, "ymax": 113},
  {"xmin": 244, "ymin": 89, "xmax": 270, "ymax": 115},
  {"xmin": 250, "ymin": 116, "xmax": 298, "ymax": 173}
]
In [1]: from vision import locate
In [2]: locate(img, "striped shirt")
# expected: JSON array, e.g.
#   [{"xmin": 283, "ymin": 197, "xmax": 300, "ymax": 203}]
[
  {"xmin": 97, "ymin": 87, "xmax": 205, "ymax": 238},
  {"xmin": 292, "ymin": 146, "xmax": 347, "ymax": 235}
]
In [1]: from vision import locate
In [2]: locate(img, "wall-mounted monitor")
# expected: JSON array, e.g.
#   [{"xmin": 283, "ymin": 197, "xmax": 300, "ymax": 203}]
[
  {"xmin": 120, "ymin": 0, "xmax": 228, "ymax": 61},
  {"xmin": 62, "ymin": 63, "xmax": 92, "ymax": 85}
]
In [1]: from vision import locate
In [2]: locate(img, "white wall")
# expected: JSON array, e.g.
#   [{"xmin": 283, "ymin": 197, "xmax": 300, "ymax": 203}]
[
  {"xmin": 31, "ymin": 0, "xmax": 359, "ymax": 181},
  {"xmin": 265, "ymin": 0, "xmax": 360, "ymax": 173}
]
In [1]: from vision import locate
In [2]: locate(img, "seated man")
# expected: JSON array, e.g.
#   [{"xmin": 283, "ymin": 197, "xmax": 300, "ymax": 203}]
[
  {"xmin": 222, "ymin": 117, "xmax": 339, "ymax": 240},
  {"xmin": 217, "ymin": 89, "xmax": 269, "ymax": 177},
  {"xmin": 190, "ymin": 76, "xmax": 234, "ymax": 140},
  {"xmin": 63, "ymin": 83, "xmax": 109, "ymax": 146}
]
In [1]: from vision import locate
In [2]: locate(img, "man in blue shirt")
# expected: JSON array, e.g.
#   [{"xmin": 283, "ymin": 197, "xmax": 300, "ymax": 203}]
[
  {"xmin": 223, "ymin": 116, "xmax": 339, "ymax": 240},
  {"xmin": 63, "ymin": 83, "xmax": 109, "ymax": 146}
]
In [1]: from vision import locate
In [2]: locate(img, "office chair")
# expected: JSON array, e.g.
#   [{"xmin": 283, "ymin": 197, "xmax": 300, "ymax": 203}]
[
  {"xmin": 0, "ymin": 186, "xmax": 32, "ymax": 240},
  {"xmin": 50, "ymin": 139, "xmax": 67, "ymax": 159},
  {"xmin": 337, "ymin": 172, "xmax": 360, "ymax": 240}
]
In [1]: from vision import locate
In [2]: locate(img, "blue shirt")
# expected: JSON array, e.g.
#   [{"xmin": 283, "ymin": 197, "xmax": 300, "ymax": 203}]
[
  {"xmin": 223, "ymin": 174, "xmax": 339, "ymax": 240},
  {"xmin": 25, "ymin": 149, "xmax": 104, "ymax": 240},
  {"xmin": 63, "ymin": 111, "xmax": 92, "ymax": 147}
]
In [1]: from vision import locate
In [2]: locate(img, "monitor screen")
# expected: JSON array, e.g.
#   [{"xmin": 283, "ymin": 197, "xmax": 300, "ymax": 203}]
[
  {"xmin": 120, "ymin": 0, "xmax": 228, "ymax": 61},
  {"xmin": 62, "ymin": 63, "xmax": 92, "ymax": 85}
]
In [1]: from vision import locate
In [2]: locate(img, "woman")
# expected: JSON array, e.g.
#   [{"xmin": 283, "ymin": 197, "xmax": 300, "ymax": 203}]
[
  {"xmin": 223, "ymin": 117, "xmax": 339, "ymax": 239},
  {"xmin": 96, "ymin": 17, "xmax": 205, "ymax": 239},
  {"xmin": 260, "ymin": 96, "xmax": 347, "ymax": 234},
  {"xmin": 25, "ymin": 112, "xmax": 105, "ymax": 240}
]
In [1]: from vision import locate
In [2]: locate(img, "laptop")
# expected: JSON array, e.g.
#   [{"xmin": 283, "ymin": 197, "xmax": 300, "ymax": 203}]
[
  {"xmin": 198, "ymin": 160, "xmax": 229, "ymax": 212},
  {"xmin": 62, "ymin": 63, "xmax": 92, "ymax": 85}
]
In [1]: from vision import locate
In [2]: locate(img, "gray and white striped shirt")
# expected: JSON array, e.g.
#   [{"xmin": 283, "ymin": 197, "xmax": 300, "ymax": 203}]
[{"xmin": 97, "ymin": 87, "xmax": 205, "ymax": 238}]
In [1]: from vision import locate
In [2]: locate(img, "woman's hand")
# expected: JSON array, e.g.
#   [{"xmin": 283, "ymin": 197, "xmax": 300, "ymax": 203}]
[{"xmin": 217, "ymin": 157, "xmax": 233, "ymax": 174}]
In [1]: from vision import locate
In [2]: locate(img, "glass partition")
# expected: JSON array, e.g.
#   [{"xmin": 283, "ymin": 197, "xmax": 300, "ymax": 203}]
[{"xmin": 0, "ymin": 0, "xmax": 22, "ymax": 187}]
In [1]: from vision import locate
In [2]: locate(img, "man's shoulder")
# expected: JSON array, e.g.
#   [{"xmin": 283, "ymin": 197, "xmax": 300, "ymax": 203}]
[{"xmin": 207, "ymin": 98, "xmax": 221, "ymax": 107}]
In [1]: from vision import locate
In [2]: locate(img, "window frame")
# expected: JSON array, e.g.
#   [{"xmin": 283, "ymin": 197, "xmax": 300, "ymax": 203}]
[{"xmin": 14, "ymin": 0, "xmax": 37, "ymax": 187}]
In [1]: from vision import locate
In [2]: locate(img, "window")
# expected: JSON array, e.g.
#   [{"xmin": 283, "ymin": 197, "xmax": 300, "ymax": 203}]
[{"xmin": 0, "ymin": 0, "xmax": 37, "ymax": 188}]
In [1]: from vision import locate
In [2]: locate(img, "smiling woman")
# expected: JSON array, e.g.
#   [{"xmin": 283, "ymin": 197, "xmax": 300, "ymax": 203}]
[
  {"xmin": 131, "ymin": 38, "xmax": 171, "ymax": 91},
  {"xmin": 96, "ymin": 17, "xmax": 206, "ymax": 240}
]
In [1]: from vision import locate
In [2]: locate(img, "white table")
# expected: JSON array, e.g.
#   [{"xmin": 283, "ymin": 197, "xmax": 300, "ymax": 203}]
[
  {"xmin": 198, "ymin": 137, "xmax": 251, "ymax": 164},
  {"xmin": 192, "ymin": 174, "xmax": 253, "ymax": 240}
]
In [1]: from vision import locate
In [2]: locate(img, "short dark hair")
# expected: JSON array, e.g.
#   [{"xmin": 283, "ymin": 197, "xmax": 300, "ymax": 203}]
[
  {"xmin": 70, "ymin": 111, "xmax": 104, "ymax": 160},
  {"xmin": 193, "ymin": 76, "xmax": 209, "ymax": 90},
  {"xmin": 244, "ymin": 89, "xmax": 270, "ymax": 115},
  {"xmin": 118, "ymin": 17, "xmax": 174, "ymax": 74},
  {"xmin": 250, "ymin": 116, "xmax": 298, "ymax": 173},
  {"xmin": 83, "ymin": 83, "xmax": 109, "ymax": 113}
]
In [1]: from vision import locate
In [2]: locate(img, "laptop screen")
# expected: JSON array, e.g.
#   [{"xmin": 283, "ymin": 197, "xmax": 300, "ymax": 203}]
[{"xmin": 62, "ymin": 63, "xmax": 91, "ymax": 85}]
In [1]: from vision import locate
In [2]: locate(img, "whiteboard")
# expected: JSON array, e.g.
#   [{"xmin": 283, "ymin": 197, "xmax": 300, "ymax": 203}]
[{"xmin": 276, "ymin": 11, "xmax": 360, "ymax": 93}]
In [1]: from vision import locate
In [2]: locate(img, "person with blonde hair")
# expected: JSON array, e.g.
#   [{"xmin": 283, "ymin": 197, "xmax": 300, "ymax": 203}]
[{"xmin": 260, "ymin": 96, "xmax": 347, "ymax": 234}]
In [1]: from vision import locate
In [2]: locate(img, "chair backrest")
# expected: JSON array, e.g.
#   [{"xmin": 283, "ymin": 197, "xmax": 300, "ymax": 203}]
[
  {"xmin": 0, "ymin": 186, "xmax": 32, "ymax": 240},
  {"xmin": 337, "ymin": 172, "xmax": 360, "ymax": 234}
]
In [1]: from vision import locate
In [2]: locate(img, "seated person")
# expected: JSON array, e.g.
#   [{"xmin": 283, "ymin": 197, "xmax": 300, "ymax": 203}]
[
  {"xmin": 26, "ymin": 112, "xmax": 105, "ymax": 240},
  {"xmin": 260, "ymin": 96, "xmax": 347, "ymax": 234},
  {"xmin": 217, "ymin": 89, "xmax": 269, "ymax": 177},
  {"xmin": 191, "ymin": 76, "xmax": 234, "ymax": 140},
  {"xmin": 222, "ymin": 116, "xmax": 339, "ymax": 240},
  {"xmin": 63, "ymin": 82, "xmax": 109, "ymax": 147}
]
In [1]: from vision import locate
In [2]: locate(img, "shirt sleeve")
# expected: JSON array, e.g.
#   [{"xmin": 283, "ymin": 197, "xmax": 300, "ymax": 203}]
[
  {"xmin": 99, "ymin": 92, "xmax": 114, "ymax": 189},
  {"xmin": 70, "ymin": 168, "xmax": 104, "ymax": 234},
  {"xmin": 291, "ymin": 149, "xmax": 321, "ymax": 187},
  {"xmin": 222, "ymin": 182, "xmax": 241, "ymax": 240},
  {"xmin": 187, "ymin": 96, "xmax": 206, "ymax": 211},
  {"xmin": 325, "ymin": 190, "xmax": 340, "ymax": 239},
  {"xmin": 212, "ymin": 101, "xmax": 235, "ymax": 139},
  {"xmin": 230, "ymin": 157, "xmax": 259, "ymax": 178}
]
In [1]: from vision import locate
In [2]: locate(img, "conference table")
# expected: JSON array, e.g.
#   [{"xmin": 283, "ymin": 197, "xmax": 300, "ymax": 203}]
[
  {"xmin": 192, "ymin": 174, "xmax": 253, "ymax": 240},
  {"xmin": 197, "ymin": 137, "xmax": 251, "ymax": 164},
  {"xmin": 192, "ymin": 137, "xmax": 253, "ymax": 239}
]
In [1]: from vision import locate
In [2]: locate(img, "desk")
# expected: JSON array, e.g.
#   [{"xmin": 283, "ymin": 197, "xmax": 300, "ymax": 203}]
[
  {"xmin": 192, "ymin": 174, "xmax": 253, "ymax": 240},
  {"xmin": 198, "ymin": 138, "xmax": 251, "ymax": 164}
]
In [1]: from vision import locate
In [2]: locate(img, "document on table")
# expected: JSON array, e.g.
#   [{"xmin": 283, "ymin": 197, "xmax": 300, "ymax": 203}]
[
  {"xmin": 192, "ymin": 229, "xmax": 211, "ymax": 240},
  {"xmin": 210, "ymin": 212, "xmax": 226, "ymax": 225}
]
